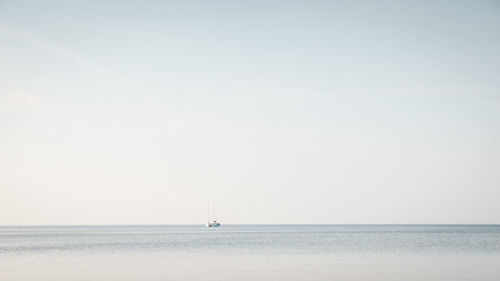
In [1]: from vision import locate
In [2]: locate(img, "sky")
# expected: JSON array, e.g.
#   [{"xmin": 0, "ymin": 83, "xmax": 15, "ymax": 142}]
[{"xmin": 0, "ymin": 0, "xmax": 499, "ymax": 225}]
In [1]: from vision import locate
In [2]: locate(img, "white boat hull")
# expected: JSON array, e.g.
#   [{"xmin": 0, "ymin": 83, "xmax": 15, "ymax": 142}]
[{"xmin": 206, "ymin": 221, "xmax": 220, "ymax": 227}]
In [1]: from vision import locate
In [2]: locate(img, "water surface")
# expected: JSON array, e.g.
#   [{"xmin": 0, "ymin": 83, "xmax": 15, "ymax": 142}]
[{"xmin": 1, "ymin": 225, "xmax": 499, "ymax": 280}]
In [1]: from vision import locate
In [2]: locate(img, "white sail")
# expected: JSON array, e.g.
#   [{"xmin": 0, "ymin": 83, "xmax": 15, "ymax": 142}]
[{"xmin": 206, "ymin": 199, "xmax": 220, "ymax": 227}]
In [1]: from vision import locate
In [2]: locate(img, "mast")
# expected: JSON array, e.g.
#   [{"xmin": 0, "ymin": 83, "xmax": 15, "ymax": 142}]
[
  {"xmin": 207, "ymin": 201, "xmax": 211, "ymax": 222},
  {"xmin": 213, "ymin": 199, "xmax": 216, "ymax": 221}
]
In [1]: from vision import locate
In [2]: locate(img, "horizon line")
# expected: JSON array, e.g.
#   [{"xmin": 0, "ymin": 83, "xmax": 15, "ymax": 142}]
[{"xmin": 1, "ymin": 223, "xmax": 499, "ymax": 227}]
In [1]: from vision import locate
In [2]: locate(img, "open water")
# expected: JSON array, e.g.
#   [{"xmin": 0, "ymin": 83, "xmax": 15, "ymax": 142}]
[{"xmin": 1, "ymin": 225, "xmax": 499, "ymax": 280}]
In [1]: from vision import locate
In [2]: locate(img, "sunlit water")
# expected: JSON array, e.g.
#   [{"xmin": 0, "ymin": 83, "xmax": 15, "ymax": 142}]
[{"xmin": 1, "ymin": 225, "xmax": 499, "ymax": 280}]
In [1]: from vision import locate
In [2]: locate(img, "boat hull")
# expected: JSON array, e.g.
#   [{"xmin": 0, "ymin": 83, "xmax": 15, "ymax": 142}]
[{"xmin": 206, "ymin": 221, "xmax": 220, "ymax": 227}]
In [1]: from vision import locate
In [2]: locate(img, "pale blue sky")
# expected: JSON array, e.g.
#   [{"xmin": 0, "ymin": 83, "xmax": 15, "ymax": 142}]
[{"xmin": 1, "ymin": 0, "xmax": 499, "ymax": 224}]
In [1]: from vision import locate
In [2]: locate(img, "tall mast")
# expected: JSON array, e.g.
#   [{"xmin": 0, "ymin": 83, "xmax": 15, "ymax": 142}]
[
  {"xmin": 207, "ymin": 201, "xmax": 210, "ymax": 222},
  {"xmin": 213, "ymin": 199, "xmax": 216, "ymax": 221}
]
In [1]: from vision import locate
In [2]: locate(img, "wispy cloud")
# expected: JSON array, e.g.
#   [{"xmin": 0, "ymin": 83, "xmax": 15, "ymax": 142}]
[
  {"xmin": 165, "ymin": 120, "xmax": 183, "ymax": 130},
  {"xmin": 1, "ymin": 91, "xmax": 43, "ymax": 110},
  {"xmin": 0, "ymin": 22, "xmax": 110, "ymax": 74}
]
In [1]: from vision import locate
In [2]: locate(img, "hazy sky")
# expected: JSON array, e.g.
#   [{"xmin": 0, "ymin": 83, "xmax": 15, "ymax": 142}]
[{"xmin": 1, "ymin": 0, "xmax": 499, "ymax": 225}]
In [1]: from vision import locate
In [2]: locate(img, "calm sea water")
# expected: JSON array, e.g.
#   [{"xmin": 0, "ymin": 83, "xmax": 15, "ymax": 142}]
[{"xmin": 1, "ymin": 225, "xmax": 499, "ymax": 280}]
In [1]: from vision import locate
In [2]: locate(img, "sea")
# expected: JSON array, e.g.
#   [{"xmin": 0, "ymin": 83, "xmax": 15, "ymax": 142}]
[{"xmin": 1, "ymin": 225, "xmax": 499, "ymax": 281}]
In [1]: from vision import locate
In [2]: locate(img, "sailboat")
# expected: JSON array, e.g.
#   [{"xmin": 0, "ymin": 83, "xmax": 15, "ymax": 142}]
[{"xmin": 206, "ymin": 200, "xmax": 221, "ymax": 227}]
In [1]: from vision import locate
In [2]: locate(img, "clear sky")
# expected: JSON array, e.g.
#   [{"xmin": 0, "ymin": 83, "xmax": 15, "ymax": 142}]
[{"xmin": 1, "ymin": 0, "xmax": 499, "ymax": 225}]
